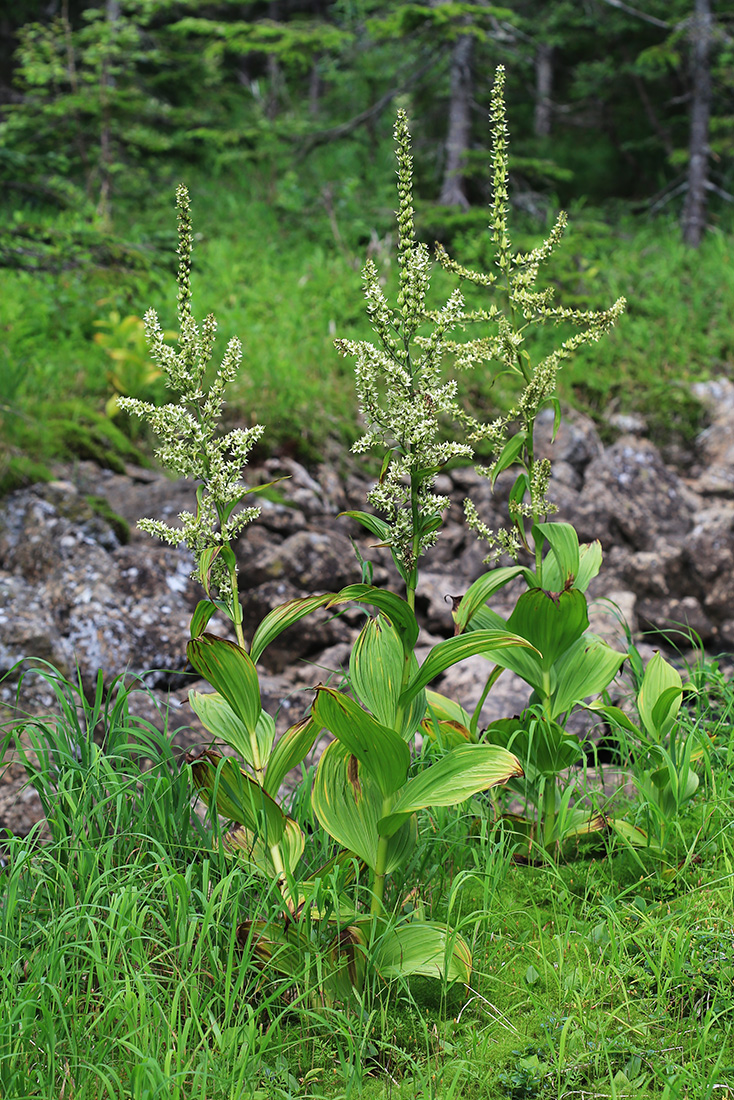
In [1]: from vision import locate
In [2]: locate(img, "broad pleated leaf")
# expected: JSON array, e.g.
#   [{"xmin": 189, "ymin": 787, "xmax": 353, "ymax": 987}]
[
  {"xmin": 425, "ymin": 689, "xmax": 472, "ymax": 728},
  {"xmin": 187, "ymin": 633, "xmax": 260, "ymax": 734},
  {"xmin": 421, "ymin": 716, "xmax": 472, "ymax": 748},
  {"xmin": 312, "ymin": 741, "xmax": 415, "ymax": 873},
  {"xmin": 452, "ymin": 567, "xmax": 528, "ymax": 633},
  {"xmin": 508, "ymin": 588, "xmax": 588, "ymax": 673},
  {"xmin": 651, "ymin": 687, "xmax": 685, "ymax": 736},
  {"xmin": 423, "ymin": 690, "xmax": 473, "ymax": 747},
  {"xmin": 608, "ymin": 817, "xmax": 648, "ymax": 848},
  {"xmin": 250, "ymin": 593, "xmax": 334, "ymax": 664},
  {"xmin": 399, "ymin": 630, "xmax": 538, "ymax": 707},
  {"xmin": 551, "ymin": 807, "xmax": 607, "ymax": 844},
  {"xmin": 465, "ymin": 605, "xmax": 548, "ymax": 689},
  {"xmin": 369, "ymin": 921, "xmax": 472, "ymax": 983},
  {"xmin": 485, "ymin": 715, "xmax": 583, "ymax": 779},
  {"xmin": 190, "ymin": 599, "xmax": 219, "ymax": 639},
  {"xmin": 638, "ymin": 652, "xmax": 682, "ymax": 741},
  {"xmin": 312, "ymin": 687, "xmax": 409, "ymax": 797},
  {"xmin": 550, "ymin": 634, "xmax": 626, "ymax": 718},
  {"xmin": 399, "ymin": 681, "xmax": 428, "ymax": 741},
  {"xmin": 575, "ymin": 541, "xmax": 603, "ymax": 592},
  {"xmin": 328, "ymin": 584, "xmax": 419, "ymax": 650},
  {"xmin": 224, "ymin": 815, "xmax": 305, "ymax": 879},
  {"xmin": 350, "ymin": 615, "xmax": 406, "ymax": 728},
  {"xmin": 533, "ymin": 522, "xmax": 580, "ymax": 588},
  {"xmin": 189, "ymin": 691, "xmax": 275, "ymax": 769},
  {"xmin": 378, "ymin": 743, "xmax": 522, "ymax": 838},
  {"xmin": 263, "ymin": 715, "xmax": 321, "ymax": 797},
  {"xmin": 187, "ymin": 749, "xmax": 286, "ymax": 843},
  {"xmin": 349, "ymin": 615, "xmax": 425, "ymax": 738}
]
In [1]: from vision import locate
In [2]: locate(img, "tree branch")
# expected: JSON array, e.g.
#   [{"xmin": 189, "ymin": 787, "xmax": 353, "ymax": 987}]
[
  {"xmin": 296, "ymin": 57, "xmax": 438, "ymax": 159},
  {"xmin": 595, "ymin": 0, "xmax": 671, "ymax": 30}
]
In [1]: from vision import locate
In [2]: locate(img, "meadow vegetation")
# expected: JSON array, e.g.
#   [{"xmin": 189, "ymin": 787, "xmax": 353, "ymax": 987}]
[{"xmin": 2, "ymin": 151, "xmax": 733, "ymax": 488}]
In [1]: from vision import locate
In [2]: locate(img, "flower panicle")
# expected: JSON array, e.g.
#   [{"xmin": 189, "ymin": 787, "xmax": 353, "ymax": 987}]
[{"xmin": 118, "ymin": 185, "xmax": 264, "ymax": 603}]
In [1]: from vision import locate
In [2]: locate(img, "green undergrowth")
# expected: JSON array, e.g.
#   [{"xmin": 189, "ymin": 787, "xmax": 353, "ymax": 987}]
[
  {"xmin": 2, "ymin": 170, "xmax": 733, "ymax": 488},
  {"xmin": 2, "ymin": 660, "xmax": 734, "ymax": 1099}
]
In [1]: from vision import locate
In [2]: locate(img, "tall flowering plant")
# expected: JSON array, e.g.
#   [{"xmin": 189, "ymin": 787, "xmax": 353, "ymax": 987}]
[{"xmin": 122, "ymin": 68, "xmax": 628, "ymax": 994}]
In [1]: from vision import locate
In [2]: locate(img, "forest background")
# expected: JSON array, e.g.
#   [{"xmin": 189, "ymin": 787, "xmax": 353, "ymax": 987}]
[{"xmin": 0, "ymin": 0, "xmax": 733, "ymax": 483}]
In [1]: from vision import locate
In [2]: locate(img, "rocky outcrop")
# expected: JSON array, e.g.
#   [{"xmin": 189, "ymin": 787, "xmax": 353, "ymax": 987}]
[{"xmin": 2, "ymin": 380, "xmax": 734, "ymax": 838}]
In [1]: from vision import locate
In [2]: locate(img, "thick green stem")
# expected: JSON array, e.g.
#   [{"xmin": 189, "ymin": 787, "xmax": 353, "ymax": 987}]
[
  {"xmin": 542, "ymin": 777, "xmax": 557, "ymax": 853},
  {"xmin": 225, "ymin": 544, "xmax": 290, "ymax": 898},
  {"xmin": 371, "ymin": 822, "xmax": 391, "ymax": 917},
  {"xmin": 406, "ymin": 470, "xmax": 421, "ymax": 612},
  {"xmin": 226, "ymin": 556, "xmax": 247, "ymax": 650}
]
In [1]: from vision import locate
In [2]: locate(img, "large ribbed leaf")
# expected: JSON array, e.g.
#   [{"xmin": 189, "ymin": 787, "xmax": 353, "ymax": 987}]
[
  {"xmin": 349, "ymin": 615, "xmax": 425, "ymax": 739},
  {"xmin": 533, "ymin": 522, "xmax": 580, "ymax": 589},
  {"xmin": 190, "ymin": 599, "xmax": 220, "ymax": 639},
  {"xmin": 422, "ymin": 689, "xmax": 474, "ymax": 746},
  {"xmin": 328, "ymin": 584, "xmax": 419, "ymax": 651},
  {"xmin": 377, "ymin": 743, "xmax": 523, "ymax": 838},
  {"xmin": 638, "ymin": 652, "xmax": 682, "ymax": 741},
  {"xmin": 250, "ymin": 593, "xmax": 334, "ymax": 664},
  {"xmin": 188, "ymin": 691, "xmax": 275, "ymax": 769},
  {"xmin": 368, "ymin": 920, "xmax": 472, "ymax": 984},
  {"xmin": 312, "ymin": 687, "xmax": 409, "ymax": 797},
  {"xmin": 311, "ymin": 741, "xmax": 415, "ymax": 873},
  {"xmin": 187, "ymin": 749, "xmax": 286, "ymax": 843},
  {"xmin": 263, "ymin": 715, "xmax": 321, "ymax": 798},
  {"xmin": 399, "ymin": 630, "xmax": 539, "ymax": 707},
  {"xmin": 550, "ymin": 634, "xmax": 625, "ymax": 718},
  {"xmin": 350, "ymin": 615, "xmax": 406, "ymax": 728},
  {"xmin": 452, "ymin": 567, "xmax": 528, "ymax": 633},
  {"xmin": 575, "ymin": 541, "xmax": 603, "ymax": 593},
  {"xmin": 485, "ymin": 715, "xmax": 583, "ymax": 779},
  {"xmin": 187, "ymin": 634, "xmax": 260, "ymax": 735},
  {"xmin": 424, "ymin": 690, "xmax": 472, "ymax": 728},
  {"xmin": 507, "ymin": 588, "xmax": 588, "ymax": 673}
]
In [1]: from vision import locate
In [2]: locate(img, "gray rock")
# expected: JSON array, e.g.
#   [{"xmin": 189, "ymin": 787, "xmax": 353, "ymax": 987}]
[
  {"xmin": 534, "ymin": 406, "xmax": 603, "ymax": 475},
  {"xmin": 690, "ymin": 378, "xmax": 734, "ymax": 496},
  {"xmin": 572, "ymin": 438, "xmax": 697, "ymax": 550},
  {"xmin": 239, "ymin": 529, "xmax": 359, "ymax": 592}
]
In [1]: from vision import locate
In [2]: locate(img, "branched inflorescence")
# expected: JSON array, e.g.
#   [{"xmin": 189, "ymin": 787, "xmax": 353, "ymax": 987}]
[
  {"xmin": 118, "ymin": 184, "xmax": 264, "ymax": 603},
  {"xmin": 335, "ymin": 111, "xmax": 469, "ymax": 576},
  {"xmin": 434, "ymin": 66, "xmax": 626, "ymax": 561}
]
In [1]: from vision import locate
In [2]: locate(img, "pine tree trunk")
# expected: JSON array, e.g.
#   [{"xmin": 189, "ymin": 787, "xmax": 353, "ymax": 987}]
[
  {"xmin": 533, "ymin": 43, "xmax": 553, "ymax": 138},
  {"xmin": 681, "ymin": 0, "xmax": 713, "ymax": 247},
  {"xmin": 439, "ymin": 29, "xmax": 474, "ymax": 208}
]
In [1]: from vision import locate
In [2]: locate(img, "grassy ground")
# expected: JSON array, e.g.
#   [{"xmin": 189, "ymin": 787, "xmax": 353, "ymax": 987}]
[
  {"xmin": 2, "ymin": 659, "xmax": 734, "ymax": 1099},
  {"xmin": 1, "ymin": 166, "xmax": 733, "ymax": 489}
]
